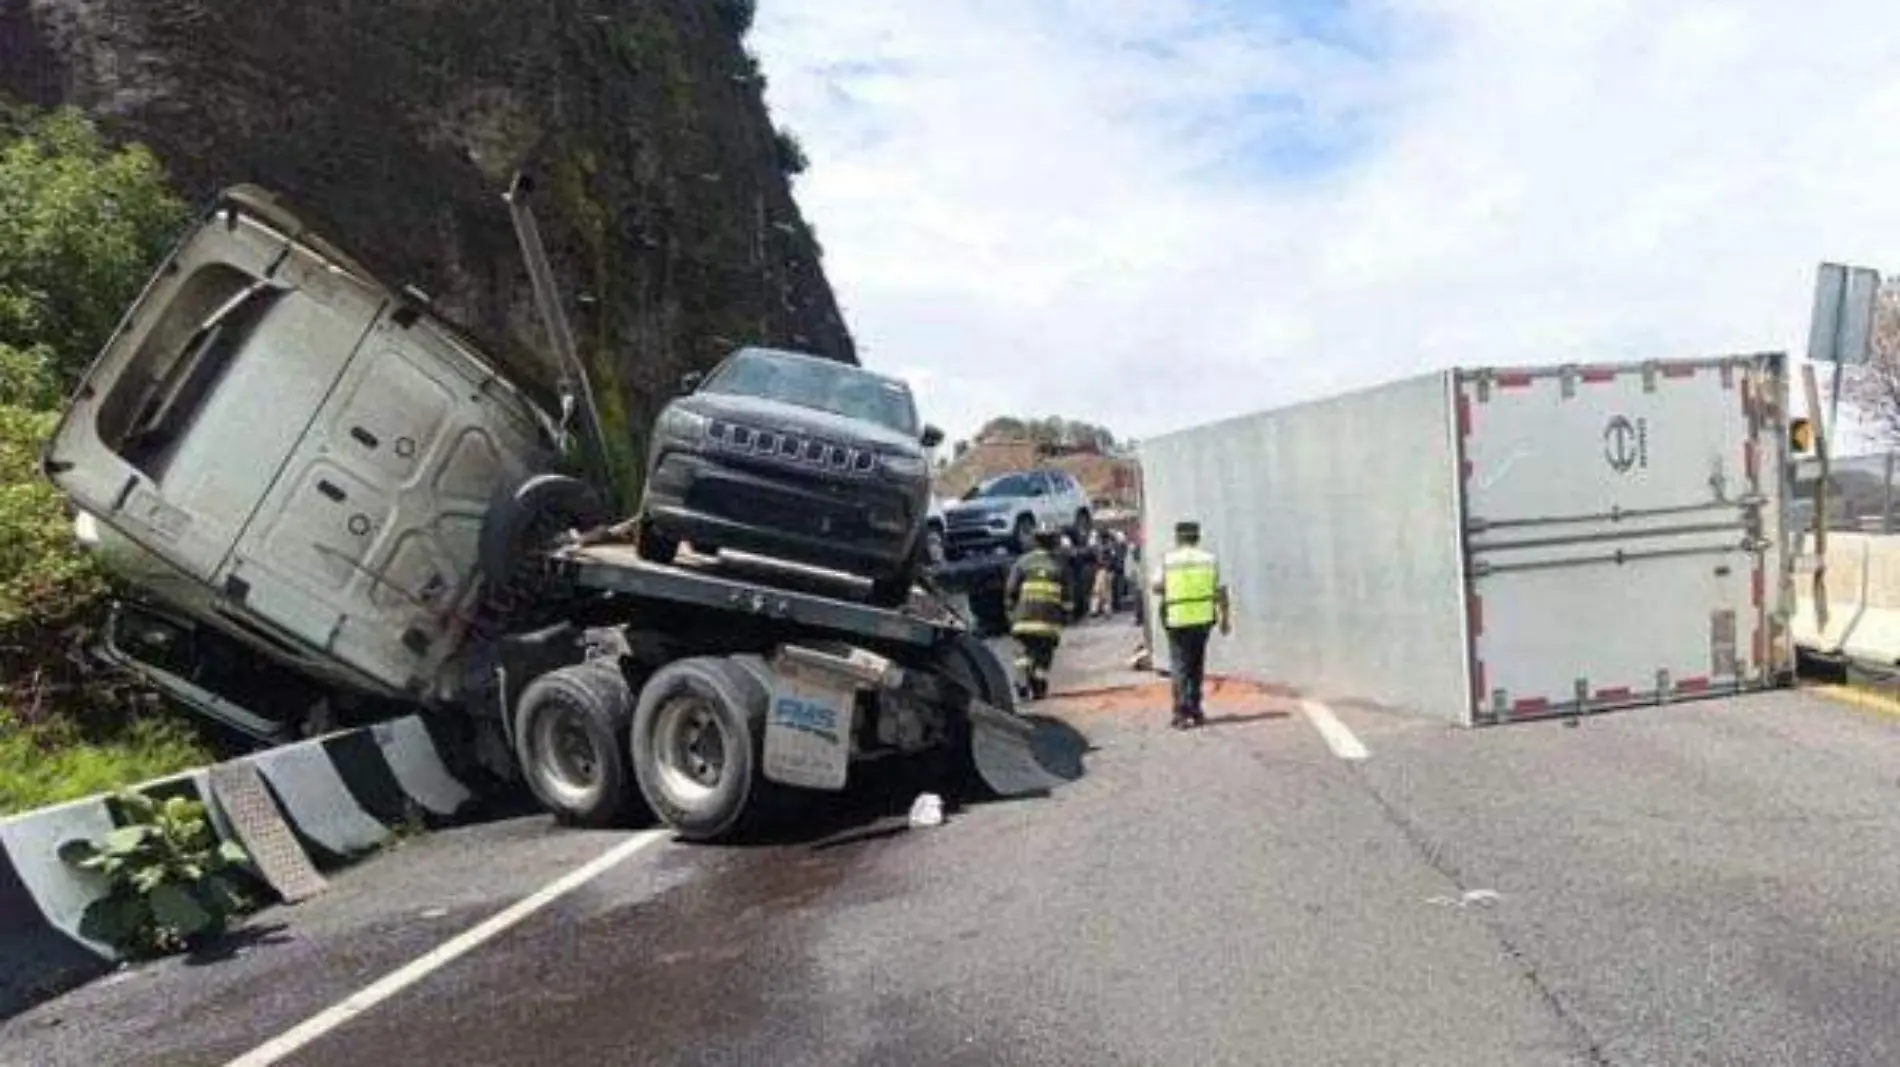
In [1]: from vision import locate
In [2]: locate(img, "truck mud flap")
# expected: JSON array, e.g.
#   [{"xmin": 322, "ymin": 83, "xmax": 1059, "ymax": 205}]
[{"xmin": 966, "ymin": 699, "xmax": 1081, "ymax": 798}]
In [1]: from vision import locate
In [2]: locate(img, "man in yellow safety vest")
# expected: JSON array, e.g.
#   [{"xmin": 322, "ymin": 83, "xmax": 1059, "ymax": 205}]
[
  {"xmin": 1150, "ymin": 520, "xmax": 1229, "ymax": 728},
  {"xmin": 1005, "ymin": 525, "xmax": 1070, "ymax": 700}
]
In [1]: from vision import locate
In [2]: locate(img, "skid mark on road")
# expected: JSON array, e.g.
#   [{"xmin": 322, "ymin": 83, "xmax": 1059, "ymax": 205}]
[
  {"xmin": 223, "ymin": 830, "xmax": 668, "ymax": 1067},
  {"xmin": 1353, "ymin": 769, "xmax": 1611, "ymax": 1067}
]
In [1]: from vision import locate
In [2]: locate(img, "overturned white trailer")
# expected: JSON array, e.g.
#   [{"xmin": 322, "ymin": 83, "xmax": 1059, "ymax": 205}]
[{"xmin": 1138, "ymin": 355, "xmax": 1796, "ymax": 726}]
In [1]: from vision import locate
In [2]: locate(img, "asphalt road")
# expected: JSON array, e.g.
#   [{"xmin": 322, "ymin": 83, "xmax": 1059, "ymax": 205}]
[{"xmin": 8, "ymin": 619, "xmax": 1900, "ymax": 1066}]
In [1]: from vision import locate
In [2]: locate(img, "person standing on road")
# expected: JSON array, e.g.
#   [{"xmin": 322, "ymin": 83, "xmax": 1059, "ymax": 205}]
[
  {"xmin": 1089, "ymin": 531, "xmax": 1115, "ymax": 616},
  {"xmin": 1150, "ymin": 520, "xmax": 1229, "ymax": 729},
  {"xmin": 1006, "ymin": 526, "xmax": 1069, "ymax": 700}
]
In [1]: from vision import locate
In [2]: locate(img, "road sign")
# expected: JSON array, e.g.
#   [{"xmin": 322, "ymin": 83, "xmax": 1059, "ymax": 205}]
[{"xmin": 1806, "ymin": 262, "xmax": 1881, "ymax": 365}]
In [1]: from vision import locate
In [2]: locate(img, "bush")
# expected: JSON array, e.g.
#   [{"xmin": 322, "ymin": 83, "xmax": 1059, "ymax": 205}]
[
  {"xmin": 0, "ymin": 106, "xmax": 190, "ymax": 381},
  {"xmin": 0, "ymin": 104, "xmax": 196, "ymax": 800},
  {"xmin": 58, "ymin": 789, "xmax": 253, "ymax": 957}
]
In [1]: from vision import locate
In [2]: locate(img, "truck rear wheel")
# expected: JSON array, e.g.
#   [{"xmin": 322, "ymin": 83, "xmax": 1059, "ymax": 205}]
[
  {"xmin": 630, "ymin": 656, "xmax": 775, "ymax": 841},
  {"xmin": 514, "ymin": 661, "xmax": 639, "ymax": 828}
]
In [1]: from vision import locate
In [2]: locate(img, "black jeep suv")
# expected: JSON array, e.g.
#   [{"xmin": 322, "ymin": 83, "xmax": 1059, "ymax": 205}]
[{"xmin": 636, "ymin": 346, "xmax": 943, "ymax": 604}]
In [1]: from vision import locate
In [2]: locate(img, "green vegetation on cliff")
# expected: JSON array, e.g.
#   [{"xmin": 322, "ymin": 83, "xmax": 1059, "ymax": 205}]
[{"xmin": 0, "ymin": 105, "xmax": 208, "ymax": 814}]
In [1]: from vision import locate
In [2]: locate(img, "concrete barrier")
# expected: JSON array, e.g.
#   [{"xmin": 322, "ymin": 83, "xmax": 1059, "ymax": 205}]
[
  {"xmin": 0, "ymin": 715, "xmax": 472, "ymax": 1019},
  {"xmin": 1790, "ymin": 531, "xmax": 1900, "ymax": 666}
]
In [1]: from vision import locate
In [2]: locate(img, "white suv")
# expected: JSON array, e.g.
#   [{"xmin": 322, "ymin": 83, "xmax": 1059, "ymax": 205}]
[{"xmin": 940, "ymin": 468, "xmax": 1092, "ymax": 557}]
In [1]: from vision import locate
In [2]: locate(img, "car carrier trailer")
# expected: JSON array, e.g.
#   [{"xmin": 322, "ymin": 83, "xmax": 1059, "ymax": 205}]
[{"xmin": 45, "ymin": 173, "xmax": 1057, "ymax": 843}]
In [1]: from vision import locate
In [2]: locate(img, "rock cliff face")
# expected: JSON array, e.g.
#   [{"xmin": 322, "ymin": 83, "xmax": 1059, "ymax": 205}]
[{"xmin": 0, "ymin": 0, "xmax": 854, "ymax": 500}]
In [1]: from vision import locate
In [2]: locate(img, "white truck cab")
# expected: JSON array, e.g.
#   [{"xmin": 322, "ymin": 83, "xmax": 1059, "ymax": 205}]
[{"xmin": 43, "ymin": 187, "xmax": 558, "ymax": 706}]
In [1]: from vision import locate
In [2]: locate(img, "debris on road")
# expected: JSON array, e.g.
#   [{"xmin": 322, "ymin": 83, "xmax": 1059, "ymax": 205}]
[
  {"xmin": 908, "ymin": 793, "xmax": 944, "ymax": 828},
  {"xmin": 1426, "ymin": 889, "xmax": 1501, "ymax": 909}
]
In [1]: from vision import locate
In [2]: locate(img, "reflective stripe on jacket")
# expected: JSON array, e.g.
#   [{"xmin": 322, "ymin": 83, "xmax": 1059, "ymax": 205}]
[
  {"xmin": 1162, "ymin": 546, "xmax": 1219, "ymax": 629},
  {"xmin": 1009, "ymin": 549, "xmax": 1067, "ymax": 638}
]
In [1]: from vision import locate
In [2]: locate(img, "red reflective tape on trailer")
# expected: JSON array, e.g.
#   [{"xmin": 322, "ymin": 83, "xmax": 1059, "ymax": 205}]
[
  {"xmin": 1675, "ymin": 676, "xmax": 1710, "ymax": 693},
  {"xmin": 1744, "ymin": 440, "xmax": 1758, "ymax": 481},
  {"xmin": 1752, "ymin": 567, "xmax": 1764, "ymax": 608},
  {"xmin": 1472, "ymin": 659, "xmax": 1487, "ymax": 705},
  {"xmin": 1512, "ymin": 697, "xmax": 1549, "ymax": 714},
  {"xmin": 1468, "ymin": 593, "xmax": 1483, "ymax": 636},
  {"xmin": 1580, "ymin": 368, "xmax": 1616, "ymax": 383},
  {"xmin": 1594, "ymin": 686, "xmax": 1633, "ymax": 701},
  {"xmin": 1457, "ymin": 392, "xmax": 1472, "ymax": 437},
  {"xmin": 1662, "ymin": 364, "xmax": 1696, "ymax": 379},
  {"xmin": 1496, "ymin": 372, "xmax": 1534, "ymax": 389}
]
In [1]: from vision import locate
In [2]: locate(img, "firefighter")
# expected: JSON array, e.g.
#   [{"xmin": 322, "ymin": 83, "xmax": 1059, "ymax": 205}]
[
  {"xmin": 1150, "ymin": 519, "xmax": 1229, "ymax": 728},
  {"xmin": 1005, "ymin": 525, "xmax": 1069, "ymax": 700}
]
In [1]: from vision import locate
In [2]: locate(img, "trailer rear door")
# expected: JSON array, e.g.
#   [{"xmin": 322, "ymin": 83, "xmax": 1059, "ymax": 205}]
[{"xmin": 1458, "ymin": 357, "xmax": 1784, "ymax": 722}]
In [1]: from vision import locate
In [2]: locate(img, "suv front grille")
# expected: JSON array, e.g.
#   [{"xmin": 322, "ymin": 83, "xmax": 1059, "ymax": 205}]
[{"xmin": 708, "ymin": 418, "xmax": 878, "ymax": 476}]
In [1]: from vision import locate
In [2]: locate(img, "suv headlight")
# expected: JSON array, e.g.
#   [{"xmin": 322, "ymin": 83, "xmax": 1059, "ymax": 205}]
[
  {"xmin": 879, "ymin": 452, "xmax": 927, "ymax": 478},
  {"xmin": 657, "ymin": 406, "xmax": 709, "ymax": 442}
]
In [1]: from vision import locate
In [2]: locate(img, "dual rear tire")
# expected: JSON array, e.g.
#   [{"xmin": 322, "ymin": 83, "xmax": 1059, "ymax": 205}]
[{"xmin": 511, "ymin": 656, "xmax": 780, "ymax": 841}]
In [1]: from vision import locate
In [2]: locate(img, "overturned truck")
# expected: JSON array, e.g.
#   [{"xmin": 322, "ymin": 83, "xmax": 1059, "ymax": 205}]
[{"xmin": 40, "ymin": 177, "xmax": 1049, "ymax": 841}]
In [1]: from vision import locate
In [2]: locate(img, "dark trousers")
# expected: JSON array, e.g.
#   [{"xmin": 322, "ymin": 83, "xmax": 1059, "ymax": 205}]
[
  {"xmin": 1015, "ymin": 634, "xmax": 1058, "ymax": 699},
  {"xmin": 1167, "ymin": 625, "xmax": 1212, "ymax": 720}
]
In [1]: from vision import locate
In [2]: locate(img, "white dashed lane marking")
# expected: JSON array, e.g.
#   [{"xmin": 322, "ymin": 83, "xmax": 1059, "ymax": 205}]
[{"xmin": 1301, "ymin": 699, "xmax": 1369, "ymax": 761}]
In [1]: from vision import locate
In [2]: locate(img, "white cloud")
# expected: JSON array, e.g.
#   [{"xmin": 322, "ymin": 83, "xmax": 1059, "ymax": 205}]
[{"xmin": 752, "ymin": 0, "xmax": 1900, "ymax": 452}]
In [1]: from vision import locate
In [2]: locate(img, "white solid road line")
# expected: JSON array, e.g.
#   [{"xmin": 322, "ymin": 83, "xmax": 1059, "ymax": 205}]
[
  {"xmin": 223, "ymin": 829, "xmax": 669, "ymax": 1067},
  {"xmin": 1301, "ymin": 699, "xmax": 1369, "ymax": 761}
]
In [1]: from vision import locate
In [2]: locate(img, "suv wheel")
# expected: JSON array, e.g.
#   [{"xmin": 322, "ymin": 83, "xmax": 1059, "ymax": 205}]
[
  {"xmin": 1013, "ymin": 514, "xmax": 1036, "ymax": 552},
  {"xmin": 869, "ymin": 560, "xmax": 917, "ymax": 608},
  {"xmin": 636, "ymin": 520, "xmax": 679, "ymax": 565}
]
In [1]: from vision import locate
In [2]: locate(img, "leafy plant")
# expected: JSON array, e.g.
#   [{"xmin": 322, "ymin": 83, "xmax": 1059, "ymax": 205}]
[{"xmin": 58, "ymin": 790, "xmax": 254, "ymax": 957}]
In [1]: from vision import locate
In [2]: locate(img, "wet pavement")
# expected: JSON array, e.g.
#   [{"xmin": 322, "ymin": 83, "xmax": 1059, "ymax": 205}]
[{"xmin": 10, "ymin": 618, "xmax": 1900, "ymax": 1065}]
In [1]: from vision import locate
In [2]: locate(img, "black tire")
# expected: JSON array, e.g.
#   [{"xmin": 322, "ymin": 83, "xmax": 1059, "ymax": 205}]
[
  {"xmin": 1071, "ymin": 509, "xmax": 1092, "ymax": 543},
  {"xmin": 1013, "ymin": 513, "xmax": 1036, "ymax": 553},
  {"xmin": 513, "ymin": 661, "xmax": 639, "ymax": 828},
  {"xmin": 868, "ymin": 571, "xmax": 913, "ymax": 608},
  {"xmin": 479, "ymin": 473, "xmax": 607, "ymax": 587},
  {"xmin": 869, "ymin": 539, "xmax": 927, "ymax": 608},
  {"xmin": 630, "ymin": 656, "xmax": 772, "ymax": 841},
  {"xmin": 636, "ymin": 519, "xmax": 679, "ymax": 565}
]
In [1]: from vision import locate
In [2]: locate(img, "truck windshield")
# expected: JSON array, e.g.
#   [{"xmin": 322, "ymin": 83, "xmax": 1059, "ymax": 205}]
[{"xmin": 703, "ymin": 350, "xmax": 918, "ymax": 436}]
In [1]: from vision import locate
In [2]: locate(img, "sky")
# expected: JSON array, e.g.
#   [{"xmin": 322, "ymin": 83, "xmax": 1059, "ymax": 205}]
[{"xmin": 751, "ymin": 0, "xmax": 1900, "ymax": 453}]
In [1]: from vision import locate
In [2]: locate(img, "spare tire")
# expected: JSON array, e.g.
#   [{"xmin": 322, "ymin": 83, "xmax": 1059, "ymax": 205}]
[{"xmin": 478, "ymin": 473, "xmax": 608, "ymax": 594}]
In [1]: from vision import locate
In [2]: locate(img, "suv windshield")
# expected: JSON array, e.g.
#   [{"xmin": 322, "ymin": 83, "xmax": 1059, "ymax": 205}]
[
  {"xmin": 703, "ymin": 349, "xmax": 918, "ymax": 436},
  {"xmin": 966, "ymin": 473, "xmax": 1039, "ymax": 500}
]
